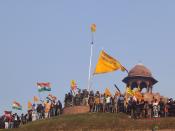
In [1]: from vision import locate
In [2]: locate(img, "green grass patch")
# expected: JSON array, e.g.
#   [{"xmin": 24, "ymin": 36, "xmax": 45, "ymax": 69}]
[{"xmin": 4, "ymin": 113, "xmax": 175, "ymax": 131}]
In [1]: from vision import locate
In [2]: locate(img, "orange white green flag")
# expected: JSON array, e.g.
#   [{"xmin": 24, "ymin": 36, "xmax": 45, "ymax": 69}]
[
  {"xmin": 37, "ymin": 82, "xmax": 51, "ymax": 92},
  {"xmin": 12, "ymin": 101, "xmax": 22, "ymax": 110}
]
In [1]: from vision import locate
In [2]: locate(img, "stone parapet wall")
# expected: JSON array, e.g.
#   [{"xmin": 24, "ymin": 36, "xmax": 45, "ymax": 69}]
[
  {"xmin": 143, "ymin": 92, "xmax": 168, "ymax": 103},
  {"xmin": 63, "ymin": 106, "xmax": 90, "ymax": 115}
]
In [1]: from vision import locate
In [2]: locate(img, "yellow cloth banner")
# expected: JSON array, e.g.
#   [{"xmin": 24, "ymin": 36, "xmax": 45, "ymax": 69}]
[
  {"xmin": 71, "ymin": 80, "xmax": 77, "ymax": 90},
  {"xmin": 91, "ymin": 24, "xmax": 96, "ymax": 32},
  {"xmin": 94, "ymin": 50, "xmax": 126, "ymax": 74},
  {"xmin": 104, "ymin": 88, "xmax": 111, "ymax": 97}
]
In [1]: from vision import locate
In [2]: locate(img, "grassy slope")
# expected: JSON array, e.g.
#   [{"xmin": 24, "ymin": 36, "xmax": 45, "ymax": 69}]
[{"xmin": 6, "ymin": 113, "xmax": 175, "ymax": 131}]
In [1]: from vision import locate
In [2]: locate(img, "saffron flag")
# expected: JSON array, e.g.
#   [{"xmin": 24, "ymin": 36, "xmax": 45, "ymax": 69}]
[
  {"xmin": 37, "ymin": 82, "xmax": 51, "ymax": 92},
  {"xmin": 104, "ymin": 88, "xmax": 112, "ymax": 97},
  {"xmin": 28, "ymin": 101, "xmax": 32, "ymax": 109},
  {"xmin": 91, "ymin": 24, "xmax": 96, "ymax": 32},
  {"xmin": 12, "ymin": 101, "xmax": 22, "ymax": 110},
  {"xmin": 133, "ymin": 87, "xmax": 142, "ymax": 100},
  {"xmin": 71, "ymin": 80, "xmax": 77, "ymax": 90},
  {"xmin": 126, "ymin": 87, "xmax": 134, "ymax": 96},
  {"xmin": 94, "ymin": 50, "xmax": 127, "ymax": 75},
  {"xmin": 33, "ymin": 96, "xmax": 39, "ymax": 102}
]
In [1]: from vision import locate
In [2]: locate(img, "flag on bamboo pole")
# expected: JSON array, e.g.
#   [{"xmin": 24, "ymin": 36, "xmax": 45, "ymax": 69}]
[
  {"xmin": 12, "ymin": 101, "xmax": 22, "ymax": 110},
  {"xmin": 33, "ymin": 96, "xmax": 39, "ymax": 102},
  {"xmin": 94, "ymin": 50, "xmax": 127, "ymax": 75},
  {"xmin": 114, "ymin": 84, "xmax": 121, "ymax": 93},
  {"xmin": 37, "ymin": 82, "xmax": 51, "ymax": 92},
  {"xmin": 91, "ymin": 24, "xmax": 96, "ymax": 32},
  {"xmin": 104, "ymin": 88, "xmax": 112, "ymax": 97},
  {"xmin": 70, "ymin": 80, "xmax": 77, "ymax": 96},
  {"xmin": 28, "ymin": 101, "xmax": 32, "ymax": 109},
  {"xmin": 71, "ymin": 80, "xmax": 77, "ymax": 91}
]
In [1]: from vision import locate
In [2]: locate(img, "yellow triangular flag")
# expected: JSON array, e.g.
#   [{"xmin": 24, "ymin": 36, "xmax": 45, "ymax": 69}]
[
  {"xmin": 71, "ymin": 80, "xmax": 77, "ymax": 90},
  {"xmin": 104, "ymin": 88, "xmax": 112, "ymax": 97},
  {"xmin": 94, "ymin": 50, "xmax": 126, "ymax": 74},
  {"xmin": 28, "ymin": 101, "xmax": 32, "ymax": 109},
  {"xmin": 126, "ymin": 87, "xmax": 134, "ymax": 96},
  {"xmin": 91, "ymin": 24, "xmax": 96, "ymax": 32}
]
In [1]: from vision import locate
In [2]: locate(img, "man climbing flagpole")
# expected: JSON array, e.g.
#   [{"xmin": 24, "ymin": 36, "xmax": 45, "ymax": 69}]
[{"xmin": 88, "ymin": 24, "xmax": 96, "ymax": 92}]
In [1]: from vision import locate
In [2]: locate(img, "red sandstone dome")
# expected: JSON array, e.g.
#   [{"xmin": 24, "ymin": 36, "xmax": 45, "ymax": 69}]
[
  {"xmin": 123, "ymin": 63, "xmax": 158, "ymax": 85},
  {"xmin": 128, "ymin": 64, "xmax": 152, "ymax": 77}
]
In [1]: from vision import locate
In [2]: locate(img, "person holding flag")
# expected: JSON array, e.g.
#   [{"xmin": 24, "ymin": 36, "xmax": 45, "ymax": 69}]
[{"xmin": 70, "ymin": 80, "xmax": 77, "ymax": 96}]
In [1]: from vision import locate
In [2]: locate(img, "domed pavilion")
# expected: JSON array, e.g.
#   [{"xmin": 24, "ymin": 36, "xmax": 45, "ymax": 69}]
[{"xmin": 122, "ymin": 63, "xmax": 158, "ymax": 93}]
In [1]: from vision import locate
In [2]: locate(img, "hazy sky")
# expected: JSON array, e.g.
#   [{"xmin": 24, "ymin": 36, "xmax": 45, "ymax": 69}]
[{"xmin": 0, "ymin": 0, "xmax": 175, "ymax": 114}]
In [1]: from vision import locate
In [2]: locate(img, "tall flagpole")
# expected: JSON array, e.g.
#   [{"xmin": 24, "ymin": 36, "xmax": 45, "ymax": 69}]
[
  {"xmin": 88, "ymin": 40, "xmax": 93, "ymax": 92},
  {"xmin": 37, "ymin": 82, "xmax": 42, "ymax": 103},
  {"xmin": 88, "ymin": 24, "xmax": 96, "ymax": 92}
]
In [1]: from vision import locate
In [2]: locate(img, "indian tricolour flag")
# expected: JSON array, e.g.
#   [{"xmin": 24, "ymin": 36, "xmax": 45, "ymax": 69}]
[
  {"xmin": 37, "ymin": 82, "xmax": 51, "ymax": 92},
  {"xmin": 12, "ymin": 101, "xmax": 22, "ymax": 110}
]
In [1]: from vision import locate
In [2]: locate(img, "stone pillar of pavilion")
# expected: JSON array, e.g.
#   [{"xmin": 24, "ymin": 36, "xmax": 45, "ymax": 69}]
[{"xmin": 122, "ymin": 63, "xmax": 158, "ymax": 93}]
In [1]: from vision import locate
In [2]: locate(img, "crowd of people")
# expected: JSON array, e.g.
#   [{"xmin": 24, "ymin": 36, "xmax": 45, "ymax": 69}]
[
  {"xmin": 64, "ymin": 89, "xmax": 89, "ymax": 107},
  {"xmin": 65, "ymin": 89, "xmax": 175, "ymax": 119},
  {"xmin": 0, "ymin": 99, "xmax": 62, "ymax": 129},
  {"xmin": 1, "ymin": 89, "xmax": 175, "ymax": 129}
]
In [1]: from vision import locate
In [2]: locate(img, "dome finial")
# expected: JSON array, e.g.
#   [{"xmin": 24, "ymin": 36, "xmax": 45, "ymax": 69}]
[{"xmin": 138, "ymin": 60, "xmax": 143, "ymax": 65}]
